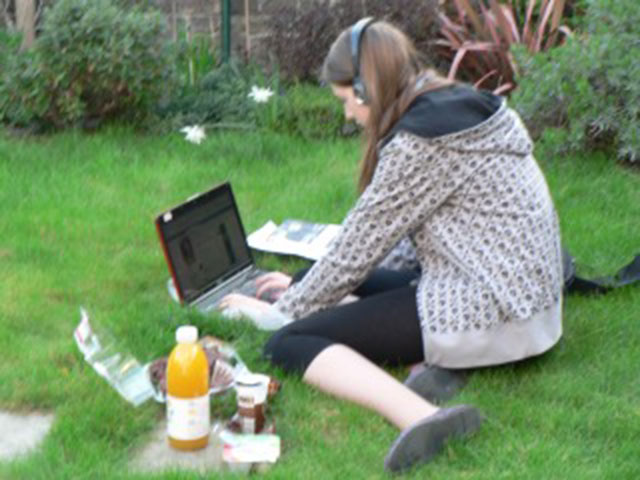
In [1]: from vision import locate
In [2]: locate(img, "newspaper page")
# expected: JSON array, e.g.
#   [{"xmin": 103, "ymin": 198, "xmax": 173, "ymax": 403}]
[{"xmin": 247, "ymin": 219, "xmax": 341, "ymax": 261}]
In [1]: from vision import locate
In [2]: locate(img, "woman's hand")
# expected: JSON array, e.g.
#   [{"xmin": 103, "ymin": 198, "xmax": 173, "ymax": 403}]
[
  {"xmin": 218, "ymin": 293, "xmax": 292, "ymax": 331},
  {"xmin": 255, "ymin": 271, "xmax": 292, "ymax": 301},
  {"xmin": 218, "ymin": 293, "xmax": 272, "ymax": 315}
]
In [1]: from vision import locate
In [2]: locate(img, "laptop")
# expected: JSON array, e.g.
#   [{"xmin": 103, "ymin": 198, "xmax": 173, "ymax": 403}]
[{"xmin": 155, "ymin": 182, "xmax": 264, "ymax": 313}]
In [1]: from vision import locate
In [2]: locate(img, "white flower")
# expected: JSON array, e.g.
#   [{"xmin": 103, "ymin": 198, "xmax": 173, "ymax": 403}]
[
  {"xmin": 248, "ymin": 85, "xmax": 274, "ymax": 103},
  {"xmin": 180, "ymin": 125, "xmax": 206, "ymax": 145}
]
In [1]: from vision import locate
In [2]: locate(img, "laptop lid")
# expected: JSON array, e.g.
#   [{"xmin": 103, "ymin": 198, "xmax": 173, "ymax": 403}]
[{"xmin": 155, "ymin": 182, "xmax": 254, "ymax": 304}]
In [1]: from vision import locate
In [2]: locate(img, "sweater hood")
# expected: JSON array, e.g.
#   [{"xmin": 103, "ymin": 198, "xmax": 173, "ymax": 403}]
[{"xmin": 383, "ymin": 85, "xmax": 533, "ymax": 157}]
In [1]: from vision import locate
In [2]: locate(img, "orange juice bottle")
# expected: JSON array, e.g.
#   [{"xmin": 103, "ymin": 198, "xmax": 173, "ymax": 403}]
[{"xmin": 166, "ymin": 325, "xmax": 210, "ymax": 450}]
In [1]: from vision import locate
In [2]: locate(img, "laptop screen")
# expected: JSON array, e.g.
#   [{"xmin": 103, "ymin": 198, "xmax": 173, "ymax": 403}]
[{"xmin": 156, "ymin": 183, "xmax": 253, "ymax": 304}]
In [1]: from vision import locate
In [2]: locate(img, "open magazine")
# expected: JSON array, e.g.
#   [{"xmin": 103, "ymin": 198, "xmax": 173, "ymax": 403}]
[{"xmin": 247, "ymin": 219, "xmax": 340, "ymax": 261}]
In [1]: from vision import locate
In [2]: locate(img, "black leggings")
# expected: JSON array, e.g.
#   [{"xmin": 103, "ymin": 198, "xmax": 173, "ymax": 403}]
[{"xmin": 263, "ymin": 268, "xmax": 424, "ymax": 373}]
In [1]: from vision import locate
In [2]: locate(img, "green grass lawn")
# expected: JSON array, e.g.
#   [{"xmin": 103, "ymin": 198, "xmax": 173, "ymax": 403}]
[{"xmin": 0, "ymin": 126, "xmax": 639, "ymax": 479}]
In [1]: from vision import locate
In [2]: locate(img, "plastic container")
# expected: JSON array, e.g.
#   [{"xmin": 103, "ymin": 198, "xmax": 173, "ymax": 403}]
[
  {"xmin": 166, "ymin": 325, "xmax": 210, "ymax": 450},
  {"xmin": 74, "ymin": 308, "xmax": 155, "ymax": 407}
]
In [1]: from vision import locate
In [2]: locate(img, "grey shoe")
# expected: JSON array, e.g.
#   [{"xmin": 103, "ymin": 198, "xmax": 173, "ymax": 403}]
[
  {"xmin": 384, "ymin": 405, "xmax": 483, "ymax": 473},
  {"xmin": 404, "ymin": 364, "xmax": 468, "ymax": 404}
]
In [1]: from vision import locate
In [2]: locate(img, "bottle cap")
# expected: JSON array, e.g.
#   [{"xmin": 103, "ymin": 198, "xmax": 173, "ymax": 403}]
[{"xmin": 176, "ymin": 325, "xmax": 198, "ymax": 344}]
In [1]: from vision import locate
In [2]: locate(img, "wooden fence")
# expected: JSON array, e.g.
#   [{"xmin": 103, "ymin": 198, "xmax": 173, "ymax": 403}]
[{"xmin": 151, "ymin": 0, "xmax": 321, "ymax": 64}]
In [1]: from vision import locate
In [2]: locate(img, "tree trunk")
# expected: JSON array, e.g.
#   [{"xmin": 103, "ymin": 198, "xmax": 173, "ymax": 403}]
[
  {"xmin": 2, "ymin": 0, "xmax": 16, "ymax": 29},
  {"xmin": 16, "ymin": 0, "xmax": 36, "ymax": 50}
]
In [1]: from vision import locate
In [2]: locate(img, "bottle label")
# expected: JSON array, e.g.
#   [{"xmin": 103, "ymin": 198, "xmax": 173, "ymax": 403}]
[
  {"xmin": 237, "ymin": 392, "xmax": 256, "ymax": 410},
  {"xmin": 240, "ymin": 414, "xmax": 256, "ymax": 434},
  {"xmin": 167, "ymin": 394, "xmax": 210, "ymax": 441}
]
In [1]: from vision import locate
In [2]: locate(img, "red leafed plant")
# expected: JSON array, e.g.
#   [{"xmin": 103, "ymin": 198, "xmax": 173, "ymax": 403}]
[{"xmin": 437, "ymin": 0, "xmax": 572, "ymax": 94}]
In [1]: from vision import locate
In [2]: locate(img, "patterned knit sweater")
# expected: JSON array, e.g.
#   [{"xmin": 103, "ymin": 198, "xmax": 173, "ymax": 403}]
[{"xmin": 273, "ymin": 96, "xmax": 563, "ymax": 368}]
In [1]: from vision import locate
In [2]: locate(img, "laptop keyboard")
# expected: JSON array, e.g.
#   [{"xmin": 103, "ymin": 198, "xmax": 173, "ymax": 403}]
[
  {"xmin": 234, "ymin": 276, "xmax": 259, "ymax": 297},
  {"xmin": 198, "ymin": 267, "xmax": 265, "ymax": 312}
]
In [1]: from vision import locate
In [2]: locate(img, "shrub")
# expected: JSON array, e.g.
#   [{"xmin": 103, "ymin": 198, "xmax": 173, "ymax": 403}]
[
  {"xmin": 260, "ymin": 83, "xmax": 345, "ymax": 140},
  {"xmin": 266, "ymin": 0, "xmax": 442, "ymax": 83},
  {"xmin": 437, "ymin": 0, "xmax": 572, "ymax": 94},
  {"xmin": 171, "ymin": 29, "xmax": 218, "ymax": 89},
  {"xmin": 156, "ymin": 61, "xmax": 256, "ymax": 130},
  {"xmin": 0, "ymin": 49, "xmax": 49, "ymax": 129},
  {"xmin": 158, "ymin": 62, "xmax": 346, "ymax": 141},
  {"xmin": 266, "ymin": 0, "xmax": 334, "ymax": 83},
  {"xmin": 0, "ymin": 29, "xmax": 21, "ymax": 65},
  {"xmin": 511, "ymin": 0, "xmax": 640, "ymax": 162},
  {"xmin": 0, "ymin": 0, "xmax": 174, "ymax": 130}
]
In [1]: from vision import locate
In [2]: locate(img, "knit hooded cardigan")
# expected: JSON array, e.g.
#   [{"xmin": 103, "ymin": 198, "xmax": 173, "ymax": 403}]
[{"xmin": 274, "ymin": 99, "xmax": 563, "ymax": 368}]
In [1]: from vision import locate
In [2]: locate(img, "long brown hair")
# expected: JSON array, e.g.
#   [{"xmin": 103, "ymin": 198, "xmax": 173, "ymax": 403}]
[{"xmin": 322, "ymin": 21, "xmax": 452, "ymax": 193}]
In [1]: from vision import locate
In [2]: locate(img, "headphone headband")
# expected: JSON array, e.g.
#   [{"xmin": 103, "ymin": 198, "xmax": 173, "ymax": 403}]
[{"xmin": 350, "ymin": 17, "xmax": 375, "ymax": 104}]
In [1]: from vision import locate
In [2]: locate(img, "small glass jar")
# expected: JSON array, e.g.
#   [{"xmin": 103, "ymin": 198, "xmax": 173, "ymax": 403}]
[{"xmin": 235, "ymin": 373, "xmax": 267, "ymax": 434}]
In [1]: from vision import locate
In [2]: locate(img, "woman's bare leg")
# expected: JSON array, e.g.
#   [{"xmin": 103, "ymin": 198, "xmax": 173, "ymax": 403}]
[{"xmin": 302, "ymin": 344, "xmax": 438, "ymax": 430}]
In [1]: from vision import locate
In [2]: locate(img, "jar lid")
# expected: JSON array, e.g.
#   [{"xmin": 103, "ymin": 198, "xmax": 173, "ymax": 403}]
[{"xmin": 235, "ymin": 372, "xmax": 263, "ymax": 387}]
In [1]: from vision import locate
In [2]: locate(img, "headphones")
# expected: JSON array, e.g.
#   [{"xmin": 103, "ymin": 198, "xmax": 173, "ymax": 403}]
[{"xmin": 350, "ymin": 17, "xmax": 376, "ymax": 105}]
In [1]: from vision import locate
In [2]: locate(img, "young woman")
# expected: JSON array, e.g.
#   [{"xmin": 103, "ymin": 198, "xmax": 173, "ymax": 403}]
[{"xmin": 220, "ymin": 19, "xmax": 563, "ymax": 472}]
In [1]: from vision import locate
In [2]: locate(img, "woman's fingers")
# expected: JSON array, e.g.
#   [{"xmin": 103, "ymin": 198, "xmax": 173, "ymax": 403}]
[
  {"xmin": 255, "ymin": 271, "xmax": 292, "ymax": 286},
  {"xmin": 256, "ymin": 279, "xmax": 286, "ymax": 299},
  {"xmin": 255, "ymin": 272, "xmax": 292, "ymax": 298},
  {"xmin": 268, "ymin": 289, "xmax": 285, "ymax": 301},
  {"xmin": 217, "ymin": 293, "xmax": 291, "ymax": 330},
  {"xmin": 218, "ymin": 293, "xmax": 247, "ymax": 310},
  {"xmin": 219, "ymin": 293, "xmax": 270, "ymax": 313}
]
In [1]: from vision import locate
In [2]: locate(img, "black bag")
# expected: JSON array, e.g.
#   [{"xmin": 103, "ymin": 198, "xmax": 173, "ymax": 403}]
[{"xmin": 562, "ymin": 248, "xmax": 640, "ymax": 295}]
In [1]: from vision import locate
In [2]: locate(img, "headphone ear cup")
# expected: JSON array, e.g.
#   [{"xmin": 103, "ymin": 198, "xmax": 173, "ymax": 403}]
[{"xmin": 353, "ymin": 80, "xmax": 367, "ymax": 105}]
